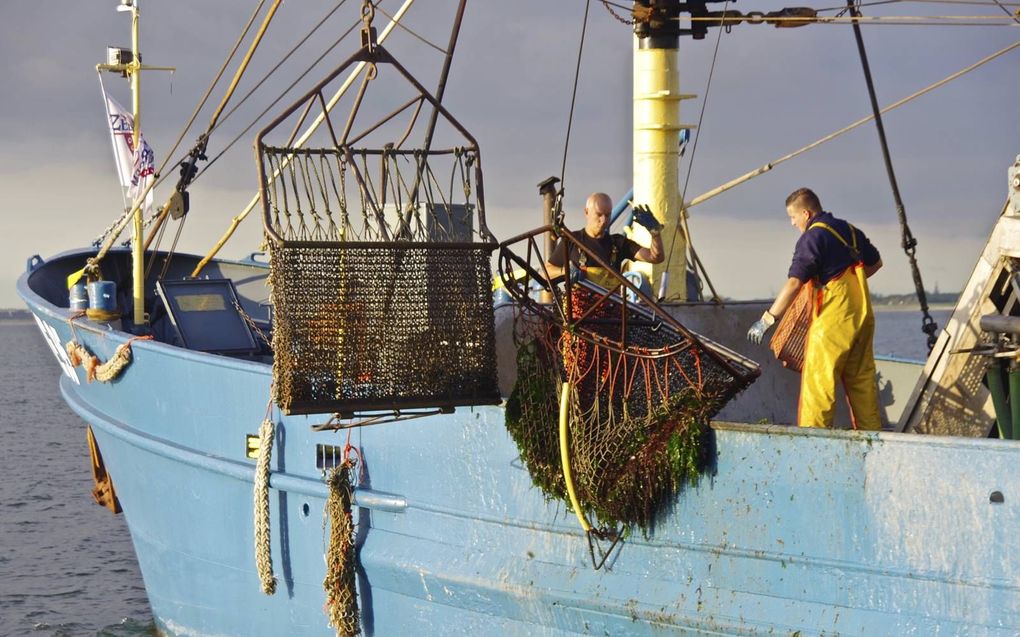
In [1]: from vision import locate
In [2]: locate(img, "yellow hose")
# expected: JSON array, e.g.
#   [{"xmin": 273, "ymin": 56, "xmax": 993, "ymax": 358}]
[{"xmin": 559, "ymin": 381, "xmax": 591, "ymax": 533}]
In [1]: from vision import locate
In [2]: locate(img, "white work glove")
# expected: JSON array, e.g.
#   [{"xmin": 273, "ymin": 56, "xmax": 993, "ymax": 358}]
[{"xmin": 746, "ymin": 311, "xmax": 776, "ymax": 345}]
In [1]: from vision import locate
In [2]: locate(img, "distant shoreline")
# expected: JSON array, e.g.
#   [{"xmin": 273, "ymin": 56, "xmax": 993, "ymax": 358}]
[
  {"xmin": 874, "ymin": 303, "xmax": 955, "ymax": 312},
  {"xmin": 0, "ymin": 309, "xmax": 33, "ymax": 321}
]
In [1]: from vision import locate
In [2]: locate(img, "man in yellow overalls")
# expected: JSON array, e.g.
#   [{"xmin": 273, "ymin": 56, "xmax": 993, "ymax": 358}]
[
  {"xmin": 544, "ymin": 192, "xmax": 664, "ymax": 287},
  {"xmin": 747, "ymin": 188, "xmax": 883, "ymax": 430}
]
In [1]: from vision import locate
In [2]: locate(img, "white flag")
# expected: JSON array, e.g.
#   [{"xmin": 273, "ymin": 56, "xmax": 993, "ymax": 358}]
[{"xmin": 102, "ymin": 92, "xmax": 155, "ymax": 217}]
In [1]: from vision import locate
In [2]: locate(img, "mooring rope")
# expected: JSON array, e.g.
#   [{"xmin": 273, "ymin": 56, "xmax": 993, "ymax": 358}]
[
  {"xmin": 64, "ymin": 337, "xmax": 151, "ymax": 383},
  {"xmin": 254, "ymin": 417, "xmax": 277, "ymax": 595}
]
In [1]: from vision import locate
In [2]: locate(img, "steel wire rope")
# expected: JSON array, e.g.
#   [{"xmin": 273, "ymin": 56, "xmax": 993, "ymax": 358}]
[
  {"xmin": 192, "ymin": 0, "xmax": 433, "ymax": 258},
  {"xmin": 92, "ymin": 0, "xmax": 269, "ymax": 255},
  {"xmin": 156, "ymin": 207, "xmax": 189, "ymax": 283},
  {"xmin": 992, "ymin": 0, "xmax": 1020, "ymax": 21},
  {"xmin": 143, "ymin": 0, "xmax": 282, "ymax": 285},
  {"xmin": 555, "ymin": 0, "xmax": 593, "ymax": 225},
  {"xmin": 679, "ymin": 14, "xmax": 1020, "ymax": 25},
  {"xmin": 196, "ymin": 2, "xmax": 365, "ymax": 180},
  {"xmin": 682, "ymin": 38, "xmax": 1020, "ymax": 211},
  {"xmin": 817, "ymin": 0, "xmax": 903, "ymax": 9},
  {"xmin": 846, "ymin": 0, "xmax": 939, "ymax": 351},
  {"xmin": 375, "ymin": 4, "xmax": 447, "ymax": 53},
  {"xmin": 822, "ymin": 0, "xmax": 1019, "ymax": 7},
  {"xmin": 147, "ymin": 0, "xmax": 289, "ymax": 282},
  {"xmin": 194, "ymin": 1, "xmax": 354, "ymax": 164},
  {"xmin": 900, "ymin": 0, "xmax": 1020, "ymax": 6},
  {"xmin": 664, "ymin": 1, "xmax": 730, "ymax": 304},
  {"xmin": 189, "ymin": 0, "xmax": 458, "ymax": 275},
  {"xmin": 599, "ymin": 0, "xmax": 1015, "ymax": 14}
]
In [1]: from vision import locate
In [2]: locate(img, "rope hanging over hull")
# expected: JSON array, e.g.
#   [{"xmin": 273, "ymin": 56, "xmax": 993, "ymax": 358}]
[
  {"xmin": 64, "ymin": 337, "xmax": 150, "ymax": 383},
  {"xmin": 323, "ymin": 461, "xmax": 360, "ymax": 637},
  {"xmin": 254, "ymin": 418, "xmax": 277, "ymax": 596}
]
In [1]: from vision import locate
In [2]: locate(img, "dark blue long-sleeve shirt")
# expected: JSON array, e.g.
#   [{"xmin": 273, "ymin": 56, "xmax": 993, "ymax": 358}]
[{"xmin": 788, "ymin": 211, "xmax": 881, "ymax": 285}]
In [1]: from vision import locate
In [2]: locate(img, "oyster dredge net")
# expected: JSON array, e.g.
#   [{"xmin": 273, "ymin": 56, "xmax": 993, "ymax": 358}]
[
  {"xmin": 499, "ymin": 227, "xmax": 760, "ymax": 532},
  {"xmin": 257, "ymin": 43, "xmax": 500, "ymax": 417}
]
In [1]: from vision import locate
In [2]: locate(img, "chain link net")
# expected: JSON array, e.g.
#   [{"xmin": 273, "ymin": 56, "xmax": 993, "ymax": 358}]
[
  {"xmin": 259, "ymin": 147, "xmax": 498, "ymax": 415},
  {"xmin": 500, "ymin": 231, "xmax": 759, "ymax": 530},
  {"xmin": 323, "ymin": 461, "xmax": 359, "ymax": 637},
  {"xmin": 268, "ymin": 242, "xmax": 498, "ymax": 415}
]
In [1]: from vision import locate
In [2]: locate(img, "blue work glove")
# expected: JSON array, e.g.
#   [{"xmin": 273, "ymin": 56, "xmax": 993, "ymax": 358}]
[
  {"xmin": 632, "ymin": 205, "xmax": 663, "ymax": 235},
  {"xmin": 746, "ymin": 311, "xmax": 776, "ymax": 345}
]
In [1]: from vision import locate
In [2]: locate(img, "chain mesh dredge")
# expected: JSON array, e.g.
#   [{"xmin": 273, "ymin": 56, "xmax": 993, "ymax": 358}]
[
  {"xmin": 323, "ymin": 461, "xmax": 359, "ymax": 637},
  {"xmin": 499, "ymin": 226, "xmax": 760, "ymax": 531},
  {"xmin": 256, "ymin": 45, "xmax": 500, "ymax": 416},
  {"xmin": 268, "ymin": 242, "xmax": 498, "ymax": 414}
]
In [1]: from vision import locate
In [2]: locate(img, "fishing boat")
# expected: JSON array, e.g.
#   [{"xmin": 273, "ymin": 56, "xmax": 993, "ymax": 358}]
[{"xmin": 16, "ymin": 1, "xmax": 1020, "ymax": 635}]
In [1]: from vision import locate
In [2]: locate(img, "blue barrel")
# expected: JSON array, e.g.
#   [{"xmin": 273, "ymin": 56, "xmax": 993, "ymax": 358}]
[
  {"xmin": 69, "ymin": 282, "xmax": 89, "ymax": 310},
  {"xmin": 88, "ymin": 281, "xmax": 118, "ymax": 313}
]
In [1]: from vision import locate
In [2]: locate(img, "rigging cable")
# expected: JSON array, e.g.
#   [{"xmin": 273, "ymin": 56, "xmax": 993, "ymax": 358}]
[
  {"xmin": 556, "ymin": 0, "xmax": 593, "ymax": 225},
  {"xmin": 846, "ymin": 0, "xmax": 938, "ymax": 351},
  {"xmin": 375, "ymin": 4, "xmax": 447, "ymax": 53},
  {"xmin": 664, "ymin": 1, "xmax": 730, "ymax": 303},
  {"xmin": 90, "ymin": 0, "xmax": 271, "ymax": 262},
  {"xmin": 190, "ymin": 0, "xmax": 419, "ymax": 278},
  {"xmin": 684, "ymin": 38, "xmax": 1020, "ymax": 210},
  {"xmin": 196, "ymin": 3, "xmax": 362, "ymax": 179},
  {"xmin": 992, "ymin": 0, "xmax": 1020, "ymax": 21},
  {"xmin": 145, "ymin": 0, "xmax": 285, "ymax": 282},
  {"xmin": 144, "ymin": 0, "xmax": 358, "ymax": 267},
  {"xmin": 825, "ymin": 0, "xmax": 1019, "ymax": 7},
  {"xmin": 677, "ymin": 12, "xmax": 1020, "ymax": 26},
  {"xmin": 905, "ymin": 0, "xmax": 1020, "ymax": 5}
]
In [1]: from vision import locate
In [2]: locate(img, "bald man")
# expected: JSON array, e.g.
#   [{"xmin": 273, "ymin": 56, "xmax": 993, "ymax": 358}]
[{"xmin": 545, "ymin": 192, "xmax": 664, "ymax": 289}]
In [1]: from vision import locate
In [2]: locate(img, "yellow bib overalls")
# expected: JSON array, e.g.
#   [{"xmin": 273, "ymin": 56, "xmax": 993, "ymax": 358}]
[{"xmin": 799, "ymin": 222, "xmax": 881, "ymax": 430}]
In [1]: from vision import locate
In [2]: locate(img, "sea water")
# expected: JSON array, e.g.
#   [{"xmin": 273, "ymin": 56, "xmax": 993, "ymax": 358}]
[
  {"xmin": 0, "ymin": 321, "xmax": 152, "ymax": 637},
  {"xmin": 0, "ymin": 308, "xmax": 953, "ymax": 636}
]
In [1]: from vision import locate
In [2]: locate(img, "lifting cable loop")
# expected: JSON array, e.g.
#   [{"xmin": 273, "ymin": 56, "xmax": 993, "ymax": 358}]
[
  {"xmin": 556, "ymin": 0, "xmax": 593, "ymax": 228},
  {"xmin": 846, "ymin": 0, "xmax": 938, "ymax": 352}
]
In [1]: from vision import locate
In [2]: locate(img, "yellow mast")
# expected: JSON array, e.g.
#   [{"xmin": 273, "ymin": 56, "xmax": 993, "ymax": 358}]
[
  {"xmin": 96, "ymin": 0, "xmax": 173, "ymax": 326},
  {"xmin": 631, "ymin": 2, "xmax": 694, "ymax": 301},
  {"xmin": 129, "ymin": 1, "xmax": 143, "ymax": 326}
]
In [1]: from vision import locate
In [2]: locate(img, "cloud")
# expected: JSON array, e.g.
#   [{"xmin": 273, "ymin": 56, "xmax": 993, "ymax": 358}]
[{"xmin": 2, "ymin": 0, "xmax": 1018, "ymax": 308}]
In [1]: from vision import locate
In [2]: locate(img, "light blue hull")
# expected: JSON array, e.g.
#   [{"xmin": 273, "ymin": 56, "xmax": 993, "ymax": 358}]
[{"xmin": 20, "ymin": 251, "xmax": 1020, "ymax": 636}]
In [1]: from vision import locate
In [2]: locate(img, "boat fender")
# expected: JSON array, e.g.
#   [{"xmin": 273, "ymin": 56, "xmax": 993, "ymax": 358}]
[{"xmin": 86, "ymin": 425, "xmax": 121, "ymax": 514}]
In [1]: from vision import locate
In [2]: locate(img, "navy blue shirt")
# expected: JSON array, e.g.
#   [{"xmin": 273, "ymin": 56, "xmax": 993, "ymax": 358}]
[{"xmin": 788, "ymin": 211, "xmax": 880, "ymax": 285}]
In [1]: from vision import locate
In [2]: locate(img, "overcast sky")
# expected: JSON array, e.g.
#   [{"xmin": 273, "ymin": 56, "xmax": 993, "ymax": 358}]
[{"xmin": 2, "ymin": 1, "xmax": 1018, "ymax": 308}]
